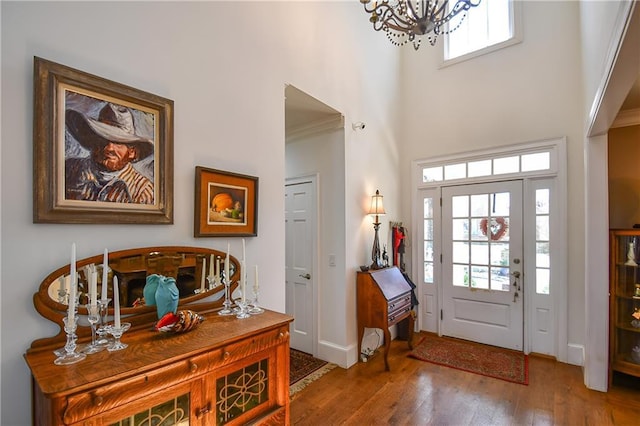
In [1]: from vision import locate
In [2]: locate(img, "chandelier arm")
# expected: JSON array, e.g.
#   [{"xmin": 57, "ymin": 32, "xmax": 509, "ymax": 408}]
[
  {"xmin": 363, "ymin": 2, "xmax": 415, "ymax": 33},
  {"xmin": 404, "ymin": 0, "xmax": 429, "ymax": 22},
  {"xmin": 443, "ymin": 0, "xmax": 477, "ymax": 22},
  {"xmin": 427, "ymin": 0, "xmax": 444, "ymax": 21}
]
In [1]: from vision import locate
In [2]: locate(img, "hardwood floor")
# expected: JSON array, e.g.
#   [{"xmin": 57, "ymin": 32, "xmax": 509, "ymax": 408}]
[{"xmin": 290, "ymin": 333, "xmax": 640, "ymax": 425}]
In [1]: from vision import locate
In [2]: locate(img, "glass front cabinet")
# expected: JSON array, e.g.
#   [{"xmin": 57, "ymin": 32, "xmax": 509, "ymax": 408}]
[
  {"xmin": 24, "ymin": 247, "xmax": 293, "ymax": 426},
  {"xmin": 26, "ymin": 317, "xmax": 291, "ymax": 426},
  {"xmin": 610, "ymin": 229, "xmax": 640, "ymax": 382}
]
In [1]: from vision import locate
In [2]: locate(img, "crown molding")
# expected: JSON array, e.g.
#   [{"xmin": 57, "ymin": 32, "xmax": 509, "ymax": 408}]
[{"xmin": 286, "ymin": 114, "xmax": 344, "ymax": 143}]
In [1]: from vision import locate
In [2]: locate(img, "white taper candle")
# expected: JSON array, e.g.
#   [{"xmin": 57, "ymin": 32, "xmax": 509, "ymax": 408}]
[
  {"xmin": 242, "ymin": 262, "xmax": 246, "ymax": 303},
  {"xmin": 68, "ymin": 243, "xmax": 77, "ymax": 322},
  {"xmin": 255, "ymin": 265, "xmax": 259, "ymax": 289},
  {"xmin": 200, "ymin": 260, "xmax": 206, "ymax": 291},
  {"xmin": 113, "ymin": 276, "xmax": 121, "ymax": 329},
  {"xmin": 101, "ymin": 248, "xmax": 109, "ymax": 300},
  {"xmin": 225, "ymin": 258, "xmax": 230, "ymax": 285},
  {"xmin": 242, "ymin": 239, "xmax": 246, "ymax": 302},
  {"xmin": 226, "ymin": 242, "xmax": 230, "ymax": 281},
  {"xmin": 90, "ymin": 270, "xmax": 97, "ymax": 306}
]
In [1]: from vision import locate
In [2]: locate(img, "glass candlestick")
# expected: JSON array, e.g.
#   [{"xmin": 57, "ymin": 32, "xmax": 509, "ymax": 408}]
[
  {"xmin": 235, "ymin": 299, "xmax": 251, "ymax": 319},
  {"xmin": 249, "ymin": 285, "xmax": 264, "ymax": 315},
  {"xmin": 106, "ymin": 322, "xmax": 131, "ymax": 352},
  {"xmin": 57, "ymin": 287, "xmax": 68, "ymax": 305},
  {"xmin": 96, "ymin": 298, "xmax": 111, "ymax": 346},
  {"xmin": 54, "ymin": 317, "xmax": 87, "ymax": 365},
  {"xmin": 53, "ymin": 300, "xmax": 79, "ymax": 357},
  {"xmin": 80, "ymin": 304, "xmax": 104, "ymax": 354},
  {"xmin": 207, "ymin": 275, "xmax": 220, "ymax": 290},
  {"xmin": 218, "ymin": 278, "xmax": 234, "ymax": 316}
]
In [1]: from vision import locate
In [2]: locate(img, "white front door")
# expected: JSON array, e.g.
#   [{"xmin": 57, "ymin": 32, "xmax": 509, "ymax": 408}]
[
  {"xmin": 441, "ymin": 180, "xmax": 524, "ymax": 350},
  {"xmin": 285, "ymin": 179, "xmax": 316, "ymax": 354}
]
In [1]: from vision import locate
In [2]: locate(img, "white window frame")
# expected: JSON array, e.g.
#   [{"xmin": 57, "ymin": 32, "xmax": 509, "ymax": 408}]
[
  {"xmin": 411, "ymin": 137, "xmax": 568, "ymax": 361},
  {"xmin": 440, "ymin": 0, "xmax": 523, "ymax": 68}
]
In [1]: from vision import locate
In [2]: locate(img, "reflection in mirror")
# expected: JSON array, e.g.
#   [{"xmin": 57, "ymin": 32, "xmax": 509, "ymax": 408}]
[
  {"xmin": 32, "ymin": 246, "xmax": 242, "ymax": 350},
  {"xmin": 46, "ymin": 250, "xmax": 237, "ymax": 308}
]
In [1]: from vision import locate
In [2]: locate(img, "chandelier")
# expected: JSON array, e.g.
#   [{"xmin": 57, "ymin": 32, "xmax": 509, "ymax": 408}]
[{"xmin": 360, "ymin": 0, "xmax": 481, "ymax": 50}]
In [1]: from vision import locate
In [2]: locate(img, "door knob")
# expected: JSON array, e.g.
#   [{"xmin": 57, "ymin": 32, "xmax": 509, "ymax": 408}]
[{"xmin": 299, "ymin": 273, "xmax": 311, "ymax": 279}]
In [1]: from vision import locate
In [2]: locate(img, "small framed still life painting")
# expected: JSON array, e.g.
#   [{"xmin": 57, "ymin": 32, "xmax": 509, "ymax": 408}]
[{"xmin": 194, "ymin": 166, "xmax": 258, "ymax": 237}]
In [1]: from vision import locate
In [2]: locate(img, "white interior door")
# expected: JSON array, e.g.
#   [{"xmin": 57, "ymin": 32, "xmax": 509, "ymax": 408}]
[
  {"xmin": 285, "ymin": 179, "xmax": 316, "ymax": 354},
  {"xmin": 441, "ymin": 180, "xmax": 524, "ymax": 350}
]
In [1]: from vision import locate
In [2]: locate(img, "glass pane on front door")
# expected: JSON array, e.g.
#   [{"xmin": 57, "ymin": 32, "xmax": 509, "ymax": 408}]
[{"xmin": 451, "ymin": 191, "xmax": 511, "ymax": 292}]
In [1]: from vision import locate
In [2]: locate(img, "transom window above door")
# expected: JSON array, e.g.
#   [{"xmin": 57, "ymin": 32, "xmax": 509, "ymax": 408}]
[{"xmin": 421, "ymin": 147, "xmax": 554, "ymax": 185}]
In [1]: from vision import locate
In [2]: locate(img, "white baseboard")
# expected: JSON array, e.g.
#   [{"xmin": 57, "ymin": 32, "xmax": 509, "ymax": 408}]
[
  {"xmin": 567, "ymin": 343, "xmax": 584, "ymax": 366},
  {"xmin": 317, "ymin": 339, "xmax": 355, "ymax": 369}
]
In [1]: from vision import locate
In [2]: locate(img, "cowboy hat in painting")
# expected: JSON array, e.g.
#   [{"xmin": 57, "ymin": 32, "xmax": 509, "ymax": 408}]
[{"xmin": 66, "ymin": 102, "xmax": 154, "ymax": 161}]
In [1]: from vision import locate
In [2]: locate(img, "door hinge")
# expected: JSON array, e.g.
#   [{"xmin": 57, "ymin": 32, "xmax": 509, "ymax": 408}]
[
  {"xmin": 439, "ymin": 197, "xmax": 442, "ymax": 207},
  {"xmin": 440, "ymin": 309, "xmax": 443, "ymax": 320},
  {"xmin": 440, "ymin": 253, "xmax": 442, "ymax": 263}
]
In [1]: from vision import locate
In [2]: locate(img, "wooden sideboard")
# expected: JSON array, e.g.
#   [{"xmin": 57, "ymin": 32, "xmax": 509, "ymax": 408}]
[
  {"xmin": 25, "ymin": 309, "xmax": 293, "ymax": 425},
  {"xmin": 356, "ymin": 266, "xmax": 414, "ymax": 371}
]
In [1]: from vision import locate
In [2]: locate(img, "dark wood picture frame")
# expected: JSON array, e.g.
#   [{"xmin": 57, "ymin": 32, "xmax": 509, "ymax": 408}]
[
  {"xmin": 33, "ymin": 57, "xmax": 174, "ymax": 224},
  {"xmin": 194, "ymin": 166, "xmax": 258, "ymax": 237}
]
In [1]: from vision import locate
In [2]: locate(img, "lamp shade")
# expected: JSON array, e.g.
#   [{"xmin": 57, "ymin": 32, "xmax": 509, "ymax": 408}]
[{"xmin": 368, "ymin": 190, "xmax": 386, "ymax": 216}]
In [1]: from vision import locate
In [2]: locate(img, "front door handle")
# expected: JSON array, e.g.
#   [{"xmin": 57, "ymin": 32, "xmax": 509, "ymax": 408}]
[{"xmin": 299, "ymin": 273, "xmax": 311, "ymax": 279}]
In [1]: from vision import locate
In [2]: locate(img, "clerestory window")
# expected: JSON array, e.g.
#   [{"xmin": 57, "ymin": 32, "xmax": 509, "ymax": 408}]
[{"xmin": 443, "ymin": 0, "xmax": 522, "ymax": 66}]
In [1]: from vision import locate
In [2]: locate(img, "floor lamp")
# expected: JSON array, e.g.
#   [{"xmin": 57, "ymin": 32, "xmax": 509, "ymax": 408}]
[{"xmin": 368, "ymin": 189, "xmax": 386, "ymax": 270}]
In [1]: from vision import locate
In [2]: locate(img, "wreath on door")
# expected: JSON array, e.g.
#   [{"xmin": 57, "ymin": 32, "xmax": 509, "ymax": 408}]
[{"xmin": 480, "ymin": 217, "xmax": 508, "ymax": 241}]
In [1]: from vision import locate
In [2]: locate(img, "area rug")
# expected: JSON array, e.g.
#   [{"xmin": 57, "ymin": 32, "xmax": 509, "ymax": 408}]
[
  {"xmin": 409, "ymin": 335, "xmax": 528, "ymax": 385},
  {"xmin": 290, "ymin": 349, "xmax": 336, "ymax": 396}
]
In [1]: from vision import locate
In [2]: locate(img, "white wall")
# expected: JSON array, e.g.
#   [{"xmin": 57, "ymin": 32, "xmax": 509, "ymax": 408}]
[
  {"xmin": 398, "ymin": 0, "xmax": 586, "ymax": 358},
  {"xmin": 1, "ymin": 2, "xmax": 401, "ymax": 423}
]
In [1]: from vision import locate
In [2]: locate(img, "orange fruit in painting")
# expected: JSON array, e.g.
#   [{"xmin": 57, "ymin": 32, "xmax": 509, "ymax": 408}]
[{"xmin": 212, "ymin": 193, "xmax": 233, "ymax": 212}]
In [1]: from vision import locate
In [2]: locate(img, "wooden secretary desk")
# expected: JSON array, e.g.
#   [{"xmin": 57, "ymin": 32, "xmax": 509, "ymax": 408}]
[
  {"xmin": 24, "ymin": 246, "xmax": 293, "ymax": 426},
  {"xmin": 356, "ymin": 266, "xmax": 414, "ymax": 371}
]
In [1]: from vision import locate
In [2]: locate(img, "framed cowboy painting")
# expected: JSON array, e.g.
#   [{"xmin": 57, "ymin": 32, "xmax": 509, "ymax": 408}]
[{"xmin": 33, "ymin": 57, "xmax": 174, "ymax": 224}]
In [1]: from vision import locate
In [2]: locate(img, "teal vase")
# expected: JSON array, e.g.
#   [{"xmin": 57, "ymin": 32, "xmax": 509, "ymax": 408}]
[
  {"xmin": 143, "ymin": 274, "xmax": 161, "ymax": 307},
  {"xmin": 155, "ymin": 276, "xmax": 179, "ymax": 319}
]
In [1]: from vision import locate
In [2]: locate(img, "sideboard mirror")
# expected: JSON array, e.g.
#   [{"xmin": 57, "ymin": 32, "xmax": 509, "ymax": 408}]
[{"xmin": 31, "ymin": 246, "xmax": 240, "ymax": 350}]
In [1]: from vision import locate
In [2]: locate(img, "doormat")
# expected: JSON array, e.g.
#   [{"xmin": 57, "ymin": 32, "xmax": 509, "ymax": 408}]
[
  {"xmin": 409, "ymin": 335, "xmax": 528, "ymax": 385},
  {"xmin": 290, "ymin": 349, "xmax": 336, "ymax": 397}
]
